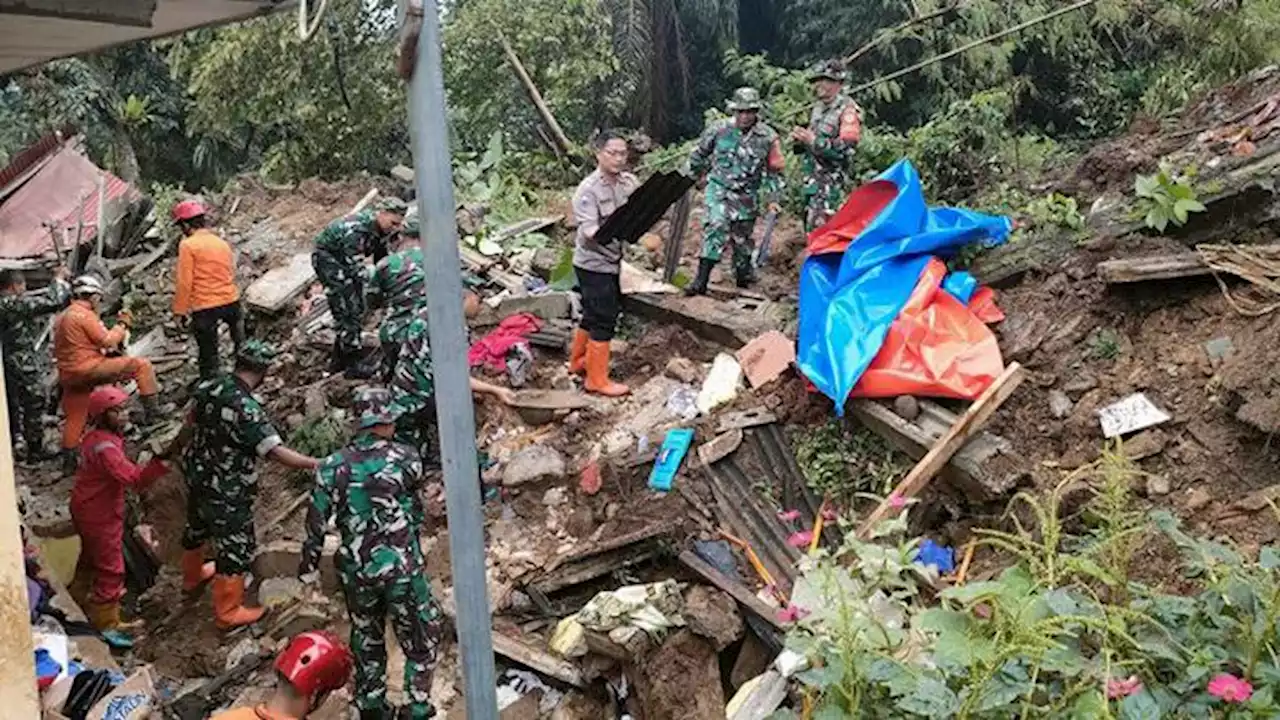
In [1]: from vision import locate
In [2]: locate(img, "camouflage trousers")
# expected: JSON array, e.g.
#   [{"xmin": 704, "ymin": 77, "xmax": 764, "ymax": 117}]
[
  {"xmin": 803, "ymin": 172, "xmax": 848, "ymax": 234},
  {"xmin": 343, "ymin": 571, "xmax": 444, "ymax": 718},
  {"xmin": 3, "ymin": 353, "xmax": 47, "ymax": 454},
  {"xmin": 180, "ymin": 471, "xmax": 256, "ymax": 575},
  {"xmin": 393, "ymin": 408, "xmax": 439, "ymax": 470},
  {"xmin": 700, "ymin": 209, "xmax": 757, "ymax": 281},
  {"xmin": 312, "ymin": 249, "xmax": 366, "ymax": 357}
]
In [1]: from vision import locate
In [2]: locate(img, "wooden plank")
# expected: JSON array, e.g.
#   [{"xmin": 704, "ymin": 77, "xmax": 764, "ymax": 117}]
[
  {"xmin": 529, "ymin": 542, "xmax": 659, "ymax": 595},
  {"xmin": 491, "ymin": 631, "xmax": 585, "ymax": 687},
  {"xmin": 857, "ymin": 362, "xmax": 1026, "ymax": 537},
  {"xmin": 678, "ymin": 550, "xmax": 782, "ymax": 632},
  {"xmin": 244, "ymin": 252, "xmax": 316, "ymax": 312},
  {"xmin": 622, "ymin": 293, "xmax": 775, "ymax": 349},
  {"xmin": 1096, "ymin": 252, "xmax": 1211, "ymax": 284},
  {"xmin": 125, "ymin": 235, "xmax": 175, "ymax": 279},
  {"xmin": 0, "ymin": 0, "xmax": 157, "ymax": 26}
]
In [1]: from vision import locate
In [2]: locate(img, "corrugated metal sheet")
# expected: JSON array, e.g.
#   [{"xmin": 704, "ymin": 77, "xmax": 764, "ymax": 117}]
[
  {"xmin": 0, "ymin": 146, "xmax": 140, "ymax": 259},
  {"xmin": 0, "ymin": 125, "xmax": 75, "ymax": 197}
]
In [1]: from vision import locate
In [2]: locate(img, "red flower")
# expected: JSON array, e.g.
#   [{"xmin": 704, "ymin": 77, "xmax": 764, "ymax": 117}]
[
  {"xmin": 787, "ymin": 530, "xmax": 814, "ymax": 548},
  {"xmin": 776, "ymin": 604, "xmax": 810, "ymax": 623},
  {"xmin": 1105, "ymin": 675, "xmax": 1142, "ymax": 699},
  {"xmin": 1207, "ymin": 674, "xmax": 1253, "ymax": 703},
  {"xmin": 777, "ymin": 509, "xmax": 802, "ymax": 523},
  {"xmin": 888, "ymin": 493, "xmax": 906, "ymax": 509}
]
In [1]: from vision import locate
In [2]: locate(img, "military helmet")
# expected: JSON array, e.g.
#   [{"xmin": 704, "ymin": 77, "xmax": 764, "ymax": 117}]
[
  {"xmin": 353, "ymin": 386, "xmax": 401, "ymax": 429},
  {"xmin": 236, "ymin": 339, "xmax": 278, "ymax": 373},
  {"xmin": 399, "ymin": 214, "xmax": 421, "ymax": 238},
  {"xmin": 726, "ymin": 87, "xmax": 763, "ymax": 112},
  {"xmin": 807, "ymin": 59, "xmax": 847, "ymax": 82},
  {"xmin": 376, "ymin": 197, "xmax": 409, "ymax": 215}
]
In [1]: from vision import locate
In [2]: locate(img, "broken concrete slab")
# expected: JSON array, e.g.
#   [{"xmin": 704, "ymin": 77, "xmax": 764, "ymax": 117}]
[
  {"xmin": 483, "ymin": 291, "xmax": 574, "ymax": 324},
  {"xmin": 664, "ymin": 356, "xmax": 700, "ymax": 384},
  {"xmin": 735, "ymin": 331, "xmax": 794, "ymax": 388},
  {"xmin": 252, "ymin": 538, "xmax": 339, "ymax": 594},
  {"xmin": 620, "ymin": 261, "xmax": 678, "ymax": 295},
  {"xmin": 622, "ymin": 293, "xmax": 775, "ymax": 348},
  {"xmin": 502, "ymin": 444, "xmax": 567, "ymax": 487},
  {"xmin": 698, "ymin": 429, "xmax": 743, "ymax": 467},
  {"xmin": 245, "ymin": 252, "xmax": 315, "ymax": 313},
  {"xmin": 725, "ymin": 670, "xmax": 787, "ymax": 720},
  {"xmin": 715, "ymin": 408, "xmax": 777, "ymax": 433}
]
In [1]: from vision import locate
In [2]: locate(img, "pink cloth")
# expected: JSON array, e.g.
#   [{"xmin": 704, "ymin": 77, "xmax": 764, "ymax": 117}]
[{"xmin": 468, "ymin": 313, "xmax": 543, "ymax": 371}]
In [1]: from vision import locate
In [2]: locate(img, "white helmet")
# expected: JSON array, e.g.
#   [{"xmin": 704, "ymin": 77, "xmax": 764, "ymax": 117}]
[{"xmin": 72, "ymin": 275, "xmax": 104, "ymax": 296}]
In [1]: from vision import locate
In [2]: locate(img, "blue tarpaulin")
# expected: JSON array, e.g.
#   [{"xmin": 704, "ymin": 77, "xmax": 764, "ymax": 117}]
[{"xmin": 797, "ymin": 159, "xmax": 1012, "ymax": 413}]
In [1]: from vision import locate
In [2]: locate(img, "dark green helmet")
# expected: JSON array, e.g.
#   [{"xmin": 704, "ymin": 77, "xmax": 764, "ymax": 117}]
[
  {"xmin": 236, "ymin": 339, "xmax": 278, "ymax": 373},
  {"xmin": 353, "ymin": 386, "xmax": 401, "ymax": 429},
  {"xmin": 726, "ymin": 87, "xmax": 763, "ymax": 111},
  {"xmin": 806, "ymin": 59, "xmax": 847, "ymax": 82},
  {"xmin": 376, "ymin": 197, "xmax": 409, "ymax": 215}
]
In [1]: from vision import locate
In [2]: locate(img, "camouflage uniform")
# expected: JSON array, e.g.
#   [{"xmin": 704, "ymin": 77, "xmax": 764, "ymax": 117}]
[
  {"xmin": 0, "ymin": 278, "xmax": 70, "ymax": 455},
  {"xmin": 301, "ymin": 387, "xmax": 443, "ymax": 719},
  {"xmin": 799, "ymin": 61, "xmax": 862, "ymax": 233},
  {"xmin": 367, "ymin": 217, "xmax": 427, "ymax": 380},
  {"xmin": 688, "ymin": 89, "xmax": 784, "ymax": 280},
  {"xmin": 180, "ymin": 372, "xmax": 282, "ymax": 575},
  {"xmin": 312, "ymin": 200, "xmax": 403, "ymax": 363},
  {"xmin": 388, "ymin": 313, "xmax": 436, "ymax": 462}
]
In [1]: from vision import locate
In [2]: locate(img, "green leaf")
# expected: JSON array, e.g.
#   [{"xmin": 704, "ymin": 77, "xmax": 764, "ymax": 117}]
[
  {"xmin": 941, "ymin": 581, "xmax": 1003, "ymax": 605},
  {"xmin": 796, "ymin": 658, "xmax": 844, "ymax": 691},
  {"xmin": 897, "ymin": 676, "xmax": 960, "ymax": 716},
  {"xmin": 810, "ymin": 706, "xmax": 847, "ymax": 720},
  {"xmin": 1172, "ymin": 202, "xmax": 1189, "ymax": 225},
  {"xmin": 1134, "ymin": 174, "xmax": 1161, "ymax": 198},
  {"xmin": 1071, "ymin": 690, "xmax": 1108, "ymax": 717},
  {"xmin": 1176, "ymin": 198, "xmax": 1206, "ymax": 215},
  {"xmin": 1261, "ymin": 546, "xmax": 1280, "ymax": 569},
  {"xmin": 1044, "ymin": 588, "xmax": 1081, "ymax": 616},
  {"xmin": 1119, "ymin": 689, "xmax": 1162, "ymax": 720},
  {"xmin": 1145, "ymin": 206, "xmax": 1170, "ymax": 232}
]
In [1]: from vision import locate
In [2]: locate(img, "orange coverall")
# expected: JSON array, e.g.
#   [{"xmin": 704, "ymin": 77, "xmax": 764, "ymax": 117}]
[
  {"xmin": 210, "ymin": 705, "xmax": 299, "ymax": 720},
  {"xmin": 172, "ymin": 228, "xmax": 239, "ymax": 315},
  {"xmin": 54, "ymin": 300, "xmax": 158, "ymax": 450}
]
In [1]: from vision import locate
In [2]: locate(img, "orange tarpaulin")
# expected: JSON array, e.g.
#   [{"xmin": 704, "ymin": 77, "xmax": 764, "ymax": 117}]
[{"xmin": 852, "ymin": 258, "xmax": 1004, "ymax": 399}]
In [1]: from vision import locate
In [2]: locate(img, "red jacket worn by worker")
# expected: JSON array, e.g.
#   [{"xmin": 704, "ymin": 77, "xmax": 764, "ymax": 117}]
[
  {"xmin": 172, "ymin": 228, "xmax": 240, "ymax": 315},
  {"xmin": 69, "ymin": 428, "xmax": 167, "ymax": 603}
]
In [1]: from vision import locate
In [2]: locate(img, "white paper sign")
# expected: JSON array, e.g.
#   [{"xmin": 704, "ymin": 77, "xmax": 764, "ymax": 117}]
[{"xmin": 1098, "ymin": 393, "xmax": 1171, "ymax": 438}]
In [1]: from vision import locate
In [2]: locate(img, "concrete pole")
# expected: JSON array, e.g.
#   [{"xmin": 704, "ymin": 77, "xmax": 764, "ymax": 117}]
[
  {"xmin": 401, "ymin": 2, "xmax": 499, "ymax": 718},
  {"xmin": 0, "ymin": 347, "xmax": 39, "ymax": 716}
]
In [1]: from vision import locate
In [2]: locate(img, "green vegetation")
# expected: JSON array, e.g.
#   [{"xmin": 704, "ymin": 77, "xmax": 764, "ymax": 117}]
[
  {"xmin": 287, "ymin": 413, "xmax": 349, "ymax": 459},
  {"xmin": 793, "ymin": 419, "xmax": 909, "ymax": 505},
  {"xmin": 1135, "ymin": 165, "xmax": 1208, "ymax": 233},
  {"xmin": 782, "ymin": 447, "xmax": 1280, "ymax": 718}
]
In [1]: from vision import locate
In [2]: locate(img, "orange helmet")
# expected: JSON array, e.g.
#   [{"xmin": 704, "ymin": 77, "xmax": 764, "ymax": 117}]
[
  {"xmin": 171, "ymin": 199, "xmax": 208, "ymax": 223},
  {"xmin": 87, "ymin": 386, "xmax": 130, "ymax": 420},
  {"xmin": 274, "ymin": 630, "xmax": 353, "ymax": 699}
]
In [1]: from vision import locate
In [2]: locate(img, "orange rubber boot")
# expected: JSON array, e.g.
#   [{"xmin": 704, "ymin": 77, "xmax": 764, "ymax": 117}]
[
  {"xmin": 568, "ymin": 329, "xmax": 589, "ymax": 375},
  {"xmin": 584, "ymin": 340, "xmax": 629, "ymax": 397},
  {"xmin": 181, "ymin": 548, "xmax": 216, "ymax": 593},
  {"xmin": 212, "ymin": 575, "xmax": 265, "ymax": 630}
]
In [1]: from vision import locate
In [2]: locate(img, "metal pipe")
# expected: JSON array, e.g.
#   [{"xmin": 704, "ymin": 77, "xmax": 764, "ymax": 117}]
[{"xmin": 401, "ymin": 2, "xmax": 499, "ymax": 717}]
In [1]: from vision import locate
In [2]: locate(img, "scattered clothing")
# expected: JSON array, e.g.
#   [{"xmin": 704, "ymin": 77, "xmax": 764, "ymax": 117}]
[{"xmin": 468, "ymin": 313, "xmax": 542, "ymax": 372}]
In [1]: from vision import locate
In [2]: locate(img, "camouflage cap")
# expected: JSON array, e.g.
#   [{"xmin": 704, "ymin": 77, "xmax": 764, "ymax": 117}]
[
  {"xmin": 399, "ymin": 214, "xmax": 421, "ymax": 238},
  {"xmin": 353, "ymin": 386, "xmax": 401, "ymax": 429},
  {"xmin": 807, "ymin": 59, "xmax": 847, "ymax": 82},
  {"xmin": 376, "ymin": 197, "xmax": 409, "ymax": 215},
  {"xmin": 726, "ymin": 87, "xmax": 762, "ymax": 111},
  {"xmin": 235, "ymin": 339, "xmax": 278, "ymax": 372}
]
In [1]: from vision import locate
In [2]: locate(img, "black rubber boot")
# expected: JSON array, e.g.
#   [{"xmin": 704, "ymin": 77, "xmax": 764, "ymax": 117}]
[
  {"xmin": 684, "ymin": 258, "xmax": 715, "ymax": 297},
  {"xmin": 736, "ymin": 263, "xmax": 755, "ymax": 289},
  {"xmin": 138, "ymin": 395, "xmax": 162, "ymax": 428},
  {"xmin": 359, "ymin": 709, "xmax": 386, "ymax": 720}
]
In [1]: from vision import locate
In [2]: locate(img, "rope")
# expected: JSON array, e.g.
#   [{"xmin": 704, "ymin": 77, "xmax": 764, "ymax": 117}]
[{"xmin": 1197, "ymin": 243, "xmax": 1280, "ymax": 316}]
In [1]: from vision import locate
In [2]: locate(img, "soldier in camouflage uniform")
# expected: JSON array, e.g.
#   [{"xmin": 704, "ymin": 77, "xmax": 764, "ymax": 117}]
[
  {"xmin": 685, "ymin": 87, "xmax": 785, "ymax": 295},
  {"xmin": 0, "ymin": 267, "xmax": 71, "ymax": 460},
  {"xmin": 312, "ymin": 198, "xmax": 407, "ymax": 378},
  {"xmin": 367, "ymin": 215, "xmax": 427, "ymax": 382},
  {"xmin": 389, "ymin": 311, "xmax": 513, "ymax": 463},
  {"xmin": 791, "ymin": 59, "xmax": 862, "ymax": 233},
  {"xmin": 299, "ymin": 386, "xmax": 444, "ymax": 720},
  {"xmin": 180, "ymin": 340, "xmax": 320, "ymax": 629}
]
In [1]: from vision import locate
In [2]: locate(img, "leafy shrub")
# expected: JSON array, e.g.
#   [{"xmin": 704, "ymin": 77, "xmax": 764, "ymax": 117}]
[{"xmin": 1135, "ymin": 165, "xmax": 1206, "ymax": 232}]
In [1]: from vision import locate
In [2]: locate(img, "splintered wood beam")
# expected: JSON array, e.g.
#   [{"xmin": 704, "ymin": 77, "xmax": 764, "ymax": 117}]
[
  {"xmin": 856, "ymin": 362, "xmax": 1026, "ymax": 538},
  {"xmin": 0, "ymin": 0, "xmax": 157, "ymax": 27}
]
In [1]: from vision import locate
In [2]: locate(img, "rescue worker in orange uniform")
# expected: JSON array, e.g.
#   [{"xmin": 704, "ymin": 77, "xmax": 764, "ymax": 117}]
[
  {"xmin": 210, "ymin": 630, "xmax": 354, "ymax": 720},
  {"xmin": 172, "ymin": 199, "xmax": 244, "ymax": 377},
  {"xmin": 67, "ymin": 385, "xmax": 170, "ymax": 647},
  {"xmin": 53, "ymin": 275, "xmax": 161, "ymax": 470}
]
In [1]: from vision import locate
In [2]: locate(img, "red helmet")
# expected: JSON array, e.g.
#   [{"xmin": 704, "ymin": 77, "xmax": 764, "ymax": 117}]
[
  {"xmin": 274, "ymin": 631, "xmax": 353, "ymax": 699},
  {"xmin": 171, "ymin": 199, "xmax": 208, "ymax": 223},
  {"xmin": 87, "ymin": 386, "xmax": 130, "ymax": 420}
]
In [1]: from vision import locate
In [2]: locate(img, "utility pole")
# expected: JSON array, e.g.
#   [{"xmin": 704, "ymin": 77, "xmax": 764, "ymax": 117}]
[{"xmin": 400, "ymin": 2, "xmax": 499, "ymax": 718}]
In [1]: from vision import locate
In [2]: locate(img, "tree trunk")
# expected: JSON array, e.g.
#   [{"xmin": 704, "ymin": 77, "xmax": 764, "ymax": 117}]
[{"xmin": 112, "ymin": 130, "xmax": 141, "ymax": 185}]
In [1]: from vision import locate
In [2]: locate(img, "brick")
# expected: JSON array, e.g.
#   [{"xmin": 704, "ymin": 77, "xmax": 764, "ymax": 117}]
[{"xmin": 735, "ymin": 331, "xmax": 795, "ymax": 388}]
